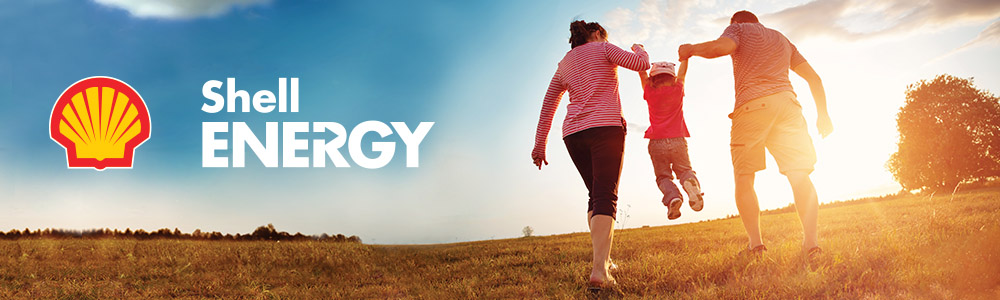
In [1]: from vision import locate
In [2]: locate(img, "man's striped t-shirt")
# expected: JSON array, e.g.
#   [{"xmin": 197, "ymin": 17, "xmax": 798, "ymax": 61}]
[{"xmin": 721, "ymin": 23, "xmax": 807, "ymax": 110}]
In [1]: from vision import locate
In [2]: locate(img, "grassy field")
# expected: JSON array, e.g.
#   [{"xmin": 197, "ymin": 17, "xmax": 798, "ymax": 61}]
[{"xmin": 1, "ymin": 188, "xmax": 998, "ymax": 299}]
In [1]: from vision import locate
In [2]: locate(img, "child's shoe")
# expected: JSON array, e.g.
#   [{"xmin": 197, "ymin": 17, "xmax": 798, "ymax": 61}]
[
  {"xmin": 664, "ymin": 197, "xmax": 682, "ymax": 220},
  {"xmin": 683, "ymin": 178, "xmax": 704, "ymax": 212}
]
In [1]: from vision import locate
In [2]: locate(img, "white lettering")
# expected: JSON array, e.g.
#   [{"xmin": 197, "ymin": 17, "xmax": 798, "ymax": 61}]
[
  {"xmin": 200, "ymin": 78, "xmax": 431, "ymax": 169},
  {"xmin": 253, "ymin": 90, "xmax": 276, "ymax": 113},
  {"xmin": 290, "ymin": 78, "xmax": 299, "ymax": 112},
  {"xmin": 282, "ymin": 122, "xmax": 309, "ymax": 167},
  {"xmin": 232, "ymin": 122, "xmax": 278, "ymax": 167},
  {"xmin": 391, "ymin": 122, "xmax": 434, "ymax": 167},
  {"xmin": 312, "ymin": 122, "xmax": 350, "ymax": 167},
  {"xmin": 226, "ymin": 78, "xmax": 250, "ymax": 113},
  {"xmin": 201, "ymin": 80, "xmax": 224, "ymax": 113},
  {"xmin": 202, "ymin": 122, "xmax": 229, "ymax": 167},
  {"xmin": 349, "ymin": 121, "xmax": 395, "ymax": 169}
]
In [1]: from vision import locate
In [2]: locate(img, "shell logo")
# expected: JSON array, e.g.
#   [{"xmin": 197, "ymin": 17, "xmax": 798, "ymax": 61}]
[{"xmin": 49, "ymin": 77, "xmax": 151, "ymax": 170}]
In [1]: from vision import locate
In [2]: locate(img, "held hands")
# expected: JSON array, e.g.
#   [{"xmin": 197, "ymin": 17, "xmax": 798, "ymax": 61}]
[
  {"xmin": 678, "ymin": 44, "xmax": 694, "ymax": 61},
  {"xmin": 817, "ymin": 113, "xmax": 833, "ymax": 138}
]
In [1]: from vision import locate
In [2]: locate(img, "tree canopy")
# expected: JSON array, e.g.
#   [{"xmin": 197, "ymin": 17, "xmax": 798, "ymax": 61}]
[{"xmin": 887, "ymin": 74, "xmax": 1000, "ymax": 191}]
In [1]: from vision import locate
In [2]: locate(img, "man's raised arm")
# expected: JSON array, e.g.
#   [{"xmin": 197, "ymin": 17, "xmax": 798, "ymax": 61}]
[{"xmin": 678, "ymin": 37, "xmax": 736, "ymax": 61}]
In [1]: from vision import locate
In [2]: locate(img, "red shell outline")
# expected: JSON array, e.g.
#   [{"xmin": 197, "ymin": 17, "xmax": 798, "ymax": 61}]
[{"xmin": 49, "ymin": 77, "xmax": 151, "ymax": 170}]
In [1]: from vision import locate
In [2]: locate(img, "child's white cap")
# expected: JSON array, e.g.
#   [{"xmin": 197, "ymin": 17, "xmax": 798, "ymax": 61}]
[{"xmin": 650, "ymin": 61, "xmax": 676, "ymax": 77}]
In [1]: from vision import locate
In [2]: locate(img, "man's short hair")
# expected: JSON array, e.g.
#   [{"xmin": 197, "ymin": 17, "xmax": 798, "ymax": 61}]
[{"xmin": 731, "ymin": 10, "xmax": 759, "ymax": 24}]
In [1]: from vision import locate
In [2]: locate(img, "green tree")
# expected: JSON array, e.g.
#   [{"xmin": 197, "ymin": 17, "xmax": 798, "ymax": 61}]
[{"xmin": 887, "ymin": 75, "xmax": 1000, "ymax": 191}]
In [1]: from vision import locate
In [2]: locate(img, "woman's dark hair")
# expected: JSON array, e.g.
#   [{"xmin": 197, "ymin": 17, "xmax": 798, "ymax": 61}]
[{"xmin": 569, "ymin": 20, "xmax": 607, "ymax": 49}]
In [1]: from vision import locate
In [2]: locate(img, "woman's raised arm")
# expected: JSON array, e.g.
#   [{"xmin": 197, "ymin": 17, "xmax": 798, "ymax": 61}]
[{"xmin": 606, "ymin": 43, "xmax": 650, "ymax": 72}]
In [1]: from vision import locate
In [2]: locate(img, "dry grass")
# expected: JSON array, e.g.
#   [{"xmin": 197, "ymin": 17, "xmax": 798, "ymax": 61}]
[{"xmin": 1, "ymin": 187, "xmax": 998, "ymax": 299}]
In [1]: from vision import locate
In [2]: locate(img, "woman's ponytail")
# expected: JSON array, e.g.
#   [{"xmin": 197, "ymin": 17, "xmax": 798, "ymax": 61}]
[{"xmin": 569, "ymin": 20, "xmax": 606, "ymax": 49}]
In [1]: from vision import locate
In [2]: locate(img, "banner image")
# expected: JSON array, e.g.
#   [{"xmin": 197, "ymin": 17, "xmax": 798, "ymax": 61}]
[{"xmin": 2, "ymin": 0, "xmax": 999, "ymax": 298}]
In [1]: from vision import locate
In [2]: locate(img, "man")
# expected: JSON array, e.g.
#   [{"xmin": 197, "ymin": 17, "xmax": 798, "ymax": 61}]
[{"xmin": 678, "ymin": 10, "xmax": 833, "ymax": 257}]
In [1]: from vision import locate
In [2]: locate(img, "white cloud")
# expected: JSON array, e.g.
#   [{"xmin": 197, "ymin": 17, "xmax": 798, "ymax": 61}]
[
  {"xmin": 93, "ymin": 0, "xmax": 271, "ymax": 19},
  {"xmin": 605, "ymin": 0, "xmax": 1000, "ymax": 63},
  {"xmin": 603, "ymin": 0, "xmax": 708, "ymax": 46},
  {"xmin": 765, "ymin": 0, "xmax": 1000, "ymax": 41},
  {"xmin": 958, "ymin": 19, "xmax": 1000, "ymax": 49},
  {"xmin": 929, "ymin": 18, "xmax": 1000, "ymax": 64}
]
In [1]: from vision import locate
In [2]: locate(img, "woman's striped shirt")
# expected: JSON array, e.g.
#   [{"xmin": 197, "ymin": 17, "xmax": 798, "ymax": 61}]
[{"xmin": 533, "ymin": 42, "xmax": 649, "ymax": 158}]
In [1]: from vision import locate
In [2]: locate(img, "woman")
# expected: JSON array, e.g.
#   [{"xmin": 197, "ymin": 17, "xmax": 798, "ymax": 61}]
[{"xmin": 532, "ymin": 20, "xmax": 649, "ymax": 288}]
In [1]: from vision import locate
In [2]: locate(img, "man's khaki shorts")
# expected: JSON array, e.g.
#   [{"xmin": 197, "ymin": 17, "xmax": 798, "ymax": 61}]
[{"xmin": 729, "ymin": 91, "xmax": 816, "ymax": 175}]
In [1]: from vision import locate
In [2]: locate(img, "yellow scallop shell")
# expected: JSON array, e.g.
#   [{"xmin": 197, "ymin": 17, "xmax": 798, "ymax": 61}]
[{"xmin": 57, "ymin": 86, "xmax": 143, "ymax": 161}]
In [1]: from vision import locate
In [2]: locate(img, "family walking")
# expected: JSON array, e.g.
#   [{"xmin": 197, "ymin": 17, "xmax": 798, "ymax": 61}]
[{"xmin": 531, "ymin": 11, "xmax": 833, "ymax": 290}]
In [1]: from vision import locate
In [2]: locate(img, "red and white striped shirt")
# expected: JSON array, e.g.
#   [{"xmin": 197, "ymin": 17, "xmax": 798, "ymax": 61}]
[
  {"xmin": 721, "ymin": 23, "xmax": 807, "ymax": 110},
  {"xmin": 532, "ymin": 42, "xmax": 649, "ymax": 158}
]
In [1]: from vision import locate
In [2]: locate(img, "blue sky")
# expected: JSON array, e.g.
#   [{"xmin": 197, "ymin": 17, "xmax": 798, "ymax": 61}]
[{"xmin": 1, "ymin": 0, "xmax": 998, "ymax": 244}]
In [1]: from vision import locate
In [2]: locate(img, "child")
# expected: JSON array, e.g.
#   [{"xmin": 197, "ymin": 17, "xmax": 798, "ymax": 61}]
[{"xmin": 638, "ymin": 59, "xmax": 704, "ymax": 220}]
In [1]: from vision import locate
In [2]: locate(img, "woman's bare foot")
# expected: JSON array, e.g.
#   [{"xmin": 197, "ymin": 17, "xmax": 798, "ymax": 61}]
[{"xmin": 588, "ymin": 269, "xmax": 616, "ymax": 287}]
